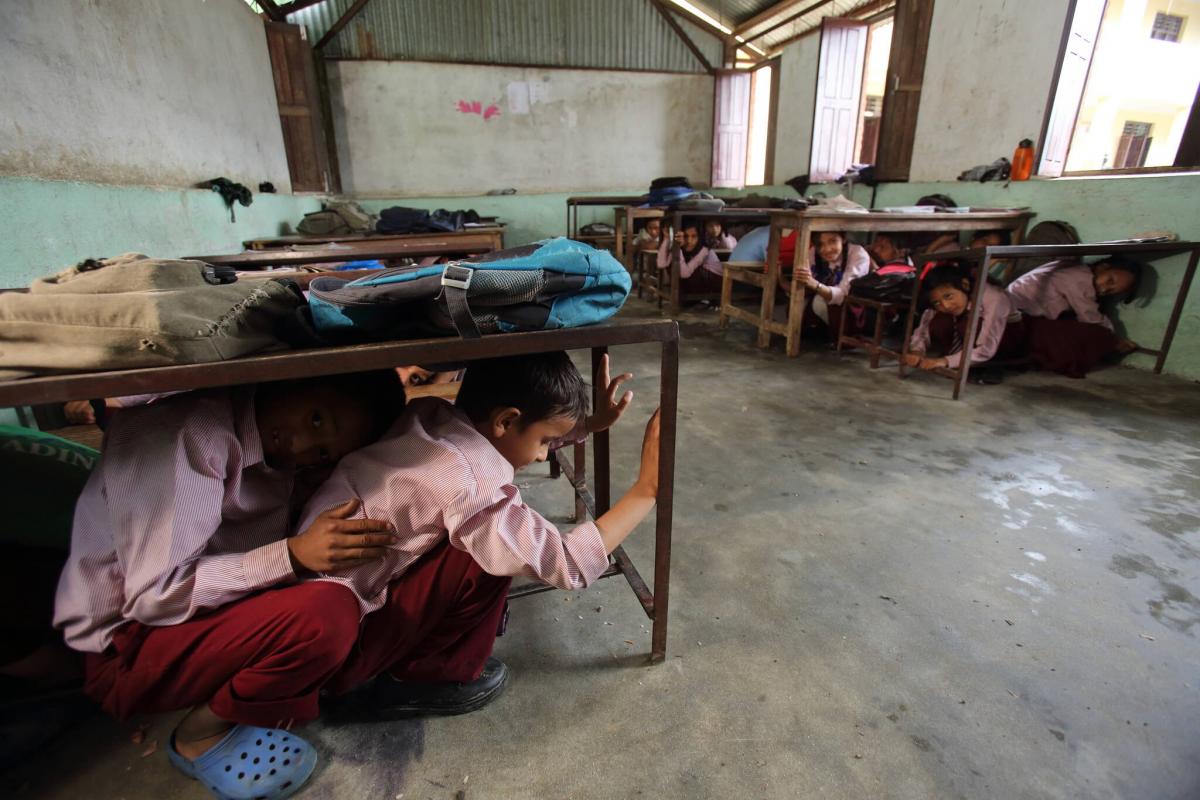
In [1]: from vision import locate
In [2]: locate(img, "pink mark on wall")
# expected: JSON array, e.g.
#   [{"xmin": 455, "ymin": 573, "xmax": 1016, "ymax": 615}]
[{"xmin": 456, "ymin": 100, "xmax": 501, "ymax": 120}]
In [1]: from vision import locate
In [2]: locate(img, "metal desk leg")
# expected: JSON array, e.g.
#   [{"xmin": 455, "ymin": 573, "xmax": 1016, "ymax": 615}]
[
  {"xmin": 651, "ymin": 337, "xmax": 679, "ymax": 663},
  {"xmin": 1155, "ymin": 247, "xmax": 1199, "ymax": 374},
  {"xmin": 591, "ymin": 348, "xmax": 612, "ymax": 514},
  {"xmin": 670, "ymin": 211, "xmax": 683, "ymax": 315},
  {"xmin": 573, "ymin": 440, "xmax": 587, "ymax": 524},
  {"xmin": 953, "ymin": 252, "xmax": 992, "ymax": 400}
]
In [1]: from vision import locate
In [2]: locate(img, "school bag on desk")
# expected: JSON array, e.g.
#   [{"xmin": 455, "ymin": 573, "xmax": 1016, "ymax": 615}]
[
  {"xmin": 0, "ymin": 254, "xmax": 304, "ymax": 378},
  {"xmin": 303, "ymin": 237, "xmax": 632, "ymax": 342}
]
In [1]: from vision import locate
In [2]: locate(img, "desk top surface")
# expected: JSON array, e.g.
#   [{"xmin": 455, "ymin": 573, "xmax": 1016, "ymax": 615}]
[
  {"xmin": 244, "ymin": 227, "xmax": 504, "ymax": 250},
  {"xmin": 0, "ymin": 320, "xmax": 678, "ymax": 407},
  {"xmin": 193, "ymin": 232, "xmax": 504, "ymax": 268}
]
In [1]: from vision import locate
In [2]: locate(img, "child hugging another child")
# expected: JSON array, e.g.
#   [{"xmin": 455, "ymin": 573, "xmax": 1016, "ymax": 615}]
[
  {"xmin": 300, "ymin": 351, "xmax": 659, "ymax": 717},
  {"xmin": 55, "ymin": 371, "xmax": 406, "ymax": 800},
  {"xmin": 658, "ymin": 219, "xmax": 724, "ymax": 294}
]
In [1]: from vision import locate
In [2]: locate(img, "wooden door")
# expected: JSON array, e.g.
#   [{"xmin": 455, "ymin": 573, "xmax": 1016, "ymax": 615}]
[
  {"xmin": 809, "ymin": 18, "xmax": 869, "ymax": 181},
  {"xmin": 712, "ymin": 71, "xmax": 752, "ymax": 188},
  {"xmin": 1037, "ymin": 0, "xmax": 1106, "ymax": 177},
  {"xmin": 264, "ymin": 21, "xmax": 333, "ymax": 193},
  {"xmin": 873, "ymin": 0, "xmax": 934, "ymax": 181}
]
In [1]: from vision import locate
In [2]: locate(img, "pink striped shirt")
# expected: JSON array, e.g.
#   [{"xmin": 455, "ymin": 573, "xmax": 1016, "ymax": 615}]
[
  {"xmin": 54, "ymin": 388, "xmax": 296, "ymax": 652},
  {"xmin": 301, "ymin": 397, "xmax": 608, "ymax": 616},
  {"xmin": 1006, "ymin": 260, "xmax": 1113, "ymax": 331},
  {"xmin": 909, "ymin": 283, "xmax": 1019, "ymax": 369},
  {"xmin": 657, "ymin": 239, "xmax": 722, "ymax": 279}
]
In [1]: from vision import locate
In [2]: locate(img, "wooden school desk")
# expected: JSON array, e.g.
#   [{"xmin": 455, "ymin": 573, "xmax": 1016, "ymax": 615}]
[
  {"xmin": 901, "ymin": 240, "xmax": 1200, "ymax": 400},
  {"xmin": 0, "ymin": 320, "xmax": 680, "ymax": 663},
  {"xmin": 614, "ymin": 205, "xmax": 666, "ymax": 276},
  {"xmin": 719, "ymin": 208, "xmax": 1034, "ymax": 356},
  {"xmin": 242, "ymin": 227, "xmax": 506, "ymax": 253},
  {"xmin": 192, "ymin": 231, "xmax": 503, "ymax": 269},
  {"xmin": 651, "ymin": 208, "xmax": 776, "ymax": 315}
]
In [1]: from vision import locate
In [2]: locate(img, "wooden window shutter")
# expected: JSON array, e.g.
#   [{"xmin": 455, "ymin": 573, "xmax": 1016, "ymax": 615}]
[
  {"xmin": 1037, "ymin": 0, "xmax": 1106, "ymax": 177},
  {"xmin": 873, "ymin": 0, "xmax": 934, "ymax": 182},
  {"xmin": 712, "ymin": 71, "xmax": 752, "ymax": 189},
  {"xmin": 264, "ymin": 21, "xmax": 335, "ymax": 193},
  {"xmin": 809, "ymin": 18, "xmax": 869, "ymax": 182}
]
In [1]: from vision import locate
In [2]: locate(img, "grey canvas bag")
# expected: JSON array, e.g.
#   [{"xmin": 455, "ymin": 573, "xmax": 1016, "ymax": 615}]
[
  {"xmin": 0, "ymin": 254, "xmax": 303, "ymax": 378},
  {"xmin": 297, "ymin": 200, "xmax": 376, "ymax": 236}
]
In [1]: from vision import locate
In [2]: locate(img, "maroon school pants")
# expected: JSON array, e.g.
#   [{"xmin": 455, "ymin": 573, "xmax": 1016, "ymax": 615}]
[{"xmin": 84, "ymin": 544, "xmax": 510, "ymax": 729}]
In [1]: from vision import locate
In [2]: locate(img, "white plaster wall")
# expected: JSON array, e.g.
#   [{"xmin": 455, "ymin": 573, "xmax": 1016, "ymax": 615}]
[
  {"xmin": 908, "ymin": 0, "xmax": 1072, "ymax": 180},
  {"xmin": 329, "ymin": 61, "xmax": 714, "ymax": 195},
  {"xmin": 0, "ymin": 0, "xmax": 291, "ymax": 191},
  {"xmin": 773, "ymin": 35, "xmax": 820, "ymax": 180}
]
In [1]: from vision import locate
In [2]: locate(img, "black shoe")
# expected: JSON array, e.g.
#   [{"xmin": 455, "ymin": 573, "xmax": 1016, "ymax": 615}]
[
  {"xmin": 371, "ymin": 657, "xmax": 510, "ymax": 720},
  {"xmin": 972, "ymin": 365, "xmax": 1005, "ymax": 385}
]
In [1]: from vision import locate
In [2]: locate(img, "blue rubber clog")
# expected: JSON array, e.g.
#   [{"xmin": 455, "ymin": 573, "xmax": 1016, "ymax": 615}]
[{"xmin": 167, "ymin": 725, "xmax": 317, "ymax": 800}]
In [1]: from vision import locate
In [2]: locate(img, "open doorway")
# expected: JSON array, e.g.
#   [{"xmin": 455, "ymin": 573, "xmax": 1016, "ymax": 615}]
[
  {"xmin": 809, "ymin": 14, "xmax": 894, "ymax": 181},
  {"xmin": 856, "ymin": 17, "xmax": 893, "ymax": 165},
  {"xmin": 711, "ymin": 60, "xmax": 778, "ymax": 188}
]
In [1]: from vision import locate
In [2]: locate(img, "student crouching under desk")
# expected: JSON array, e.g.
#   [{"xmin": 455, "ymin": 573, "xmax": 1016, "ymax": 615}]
[
  {"xmin": 904, "ymin": 265, "xmax": 1026, "ymax": 382},
  {"xmin": 55, "ymin": 354, "xmax": 655, "ymax": 800},
  {"xmin": 299, "ymin": 351, "xmax": 656, "ymax": 717},
  {"xmin": 1005, "ymin": 256, "xmax": 1141, "ymax": 378},
  {"xmin": 658, "ymin": 219, "xmax": 724, "ymax": 295},
  {"xmin": 54, "ymin": 372, "xmax": 407, "ymax": 800},
  {"xmin": 784, "ymin": 231, "xmax": 871, "ymax": 340}
]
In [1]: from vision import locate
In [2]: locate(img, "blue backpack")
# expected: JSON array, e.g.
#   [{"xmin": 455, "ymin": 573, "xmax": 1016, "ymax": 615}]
[{"xmin": 306, "ymin": 237, "xmax": 631, "ymax": 341}]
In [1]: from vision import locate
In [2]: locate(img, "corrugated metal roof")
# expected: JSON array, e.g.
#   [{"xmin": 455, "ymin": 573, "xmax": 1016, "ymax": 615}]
[
  {"xmin": 683, "ymin": 0, "xmax": 894, "ymax": 54},
  {"xmin": 698, "ymin": 0, "xmax": 781, "ymax": 27},
  {"xmin": 290, "ymin": 0, "xmax": 724, "ymax": 73}
]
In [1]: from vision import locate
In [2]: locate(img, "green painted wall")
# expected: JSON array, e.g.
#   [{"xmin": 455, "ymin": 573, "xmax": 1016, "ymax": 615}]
[
  {"xmin": 0, "ymin": 177, "xmax": 320, "ymax": 287},
  {"xmin": 5, "ymin": 174, "xmax": 1198, "ymax": 379}
]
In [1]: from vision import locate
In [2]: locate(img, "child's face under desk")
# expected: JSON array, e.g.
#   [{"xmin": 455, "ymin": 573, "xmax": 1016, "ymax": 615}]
[
  {"xmin": 257, "ymin": 385, "xmax": 375, "ymax": 471},
  {"xmin": 485, "ymin": 411, "xmax": 578, "ymax": 470}
]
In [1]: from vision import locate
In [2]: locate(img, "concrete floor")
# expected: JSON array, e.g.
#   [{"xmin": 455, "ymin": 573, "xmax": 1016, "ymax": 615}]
[{"xmin": 10, "ymin": 300, "xmax": 1200, "ymax": 800}]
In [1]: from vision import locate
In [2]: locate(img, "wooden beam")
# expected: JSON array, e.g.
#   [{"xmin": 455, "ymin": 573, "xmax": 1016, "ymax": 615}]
[
  {"xmin": 734, "ymin": 0, "xmax": 830, "ymax": 35},
  {"xmin": 649, "ymin": 0, "xmax": 715, "ymax": 73},
  {"xmin": 314, "ymin": 0, "xmax": 374, "ymax": 50},
  {"xmin": 258, "ymin": 0, "xmax": 286, "ymax": 22},
  {"xmin": 766, "ymin": 0, "xmax": 892, "ymax": 53},
  {"xmin": 742, "ymin": 0, "xmax": 834, "ymax": 45},
  {"xmin": 659, "ymin": 0, "xmax": 737, "ymax": 44}
]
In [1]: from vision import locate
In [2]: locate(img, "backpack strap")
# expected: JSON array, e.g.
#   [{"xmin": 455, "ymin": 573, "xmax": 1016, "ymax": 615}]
[{"xmin": 441, "ymin": 264, "xmax": 482, "ymax": 339}]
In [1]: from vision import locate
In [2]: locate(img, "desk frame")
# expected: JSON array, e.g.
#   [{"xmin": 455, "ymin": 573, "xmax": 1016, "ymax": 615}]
[
  {"xmin": 192, "ymin": 232, "xmax": 503, "ymax": 269},
  {"xmin": 0, "ymin": 320, "xmax": 680, "ymax": 663},
  {"xmin": 720, "ymin": 209, "xmax": 1034, "ymax": 356},
  {"xmin": 901, "ymin": 240, "xmax": 1200, "ymax": 400},
  {"xmin": 242, "ymin": 228, "xmax": 505, "ymax": 253},
  {"xmin": 566, "ymin": 196, "xmax": 646, "ymax": 239}
]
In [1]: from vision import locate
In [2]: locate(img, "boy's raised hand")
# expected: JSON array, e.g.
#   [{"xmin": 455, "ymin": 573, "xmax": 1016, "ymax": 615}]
[
  {"xmin": 287, "ymin": 498, "xmax": 395, "ymax": 575},
  {"xmin": 585, "ymin": 353, "xmax": 634, "ymax": 434}
]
